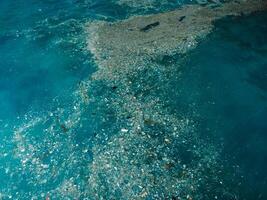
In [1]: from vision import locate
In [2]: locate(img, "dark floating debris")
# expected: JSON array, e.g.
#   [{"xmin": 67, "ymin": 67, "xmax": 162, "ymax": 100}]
[
  {"xmin": 140, "ymin": 21, "xmax": 160, "ymax": 32},
  {"xmin": 60, "ymin": 123, "xmax": 69, "ymax": 133},
  {"xmin": 111, "ymin": 85, "xmax": 118, "ymax": 90},
  {"xmin": 179, "ymin": 16, "xmax": 186, "ymax": 22},
  {"xmin": 144, "ymin": 118, "xmax": 157, "ymax": 126}
]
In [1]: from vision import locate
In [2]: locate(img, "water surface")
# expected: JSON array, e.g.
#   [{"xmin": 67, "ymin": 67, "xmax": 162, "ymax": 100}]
[{"xmin": 0, "ymin": 0, "xmax": 266, "ymax": 199}]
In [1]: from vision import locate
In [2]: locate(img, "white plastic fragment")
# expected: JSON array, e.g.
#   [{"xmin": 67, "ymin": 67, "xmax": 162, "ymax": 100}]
[{"xmin": 121, "ymin": 128, "xmax": 128, "ymax": 133}]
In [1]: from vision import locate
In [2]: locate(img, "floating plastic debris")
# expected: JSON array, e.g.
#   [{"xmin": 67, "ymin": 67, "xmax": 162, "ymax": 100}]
[
  {"xmin": 4, "ymin": 0, "xmax": 266, "ymax": 199},
  {"xmin": 84, "ymin": 0, "xmax": 267, "ymax": 198}
]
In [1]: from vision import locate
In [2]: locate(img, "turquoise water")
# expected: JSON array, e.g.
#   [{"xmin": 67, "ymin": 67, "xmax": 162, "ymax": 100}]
[{"xmin": 0, "ymin": 0, "xmax": 267, "ymax": 199}]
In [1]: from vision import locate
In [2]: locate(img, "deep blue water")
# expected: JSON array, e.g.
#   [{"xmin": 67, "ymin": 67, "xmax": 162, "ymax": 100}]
[
  {"xmin": 175, "ymin": 13, "xmax": 267, "ymax": 199},
  {"xmin": 0, "ymin": 0, "xmax": 267, "ymax": 199}
]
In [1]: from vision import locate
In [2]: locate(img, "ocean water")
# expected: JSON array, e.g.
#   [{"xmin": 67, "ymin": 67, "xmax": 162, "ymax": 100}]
[
  {"xmin": 172, "ymin": 13, "xmax": 267, "ymax": 199},
  {"xmin": 0, "ymin": 0, "xmax": 267, "ymax": 199}
]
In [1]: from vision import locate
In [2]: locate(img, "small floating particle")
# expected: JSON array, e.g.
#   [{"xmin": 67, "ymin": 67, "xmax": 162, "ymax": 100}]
[
  {"xmin": 41, "ymin": 164, "xmax": 49, "ymax": 169},
  {"xmin": 121, "ymin": 128, "xmax": 128, "ymax": 133},
  {"xmin": 140, "ymin": 191, "xmax": 148, "ymax": 198},
  {"xmin": 186, "ymin": 195, "xmax": 192, "ymax": 200},
  {"xmin": 164, "ymin": 138, "xmax": 171, "ymax": 144},
  {"xmin": 82, "ymin": 149, "xmax": 88, "ymax": 153}
]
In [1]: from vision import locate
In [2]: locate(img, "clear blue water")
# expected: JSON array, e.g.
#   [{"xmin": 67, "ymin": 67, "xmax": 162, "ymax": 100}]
[{"xmin": 0, "ymin": 0, "xmax": 267, "ymax": 199}]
